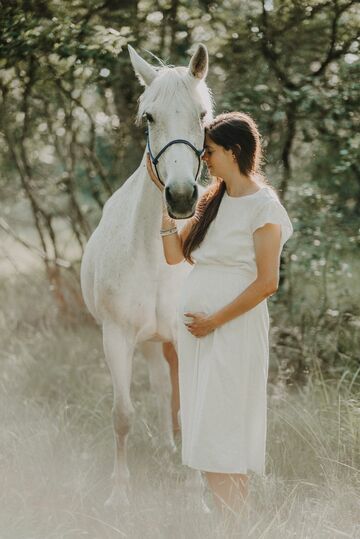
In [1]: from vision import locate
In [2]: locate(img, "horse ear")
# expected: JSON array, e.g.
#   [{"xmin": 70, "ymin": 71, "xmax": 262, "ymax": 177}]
[
  {"xmin": 188, "ymin": 44, "xmax": 208, "ymax": 81},
  {"xmin": 128, "ymin": 45, "xmax": 157, "ymax": 86}
]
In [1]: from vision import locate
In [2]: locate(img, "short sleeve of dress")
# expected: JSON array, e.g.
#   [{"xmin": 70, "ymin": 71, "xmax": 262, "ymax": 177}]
[{"xmin": 250, "ymin": 198, "xmax": 293, "ymax": 250}]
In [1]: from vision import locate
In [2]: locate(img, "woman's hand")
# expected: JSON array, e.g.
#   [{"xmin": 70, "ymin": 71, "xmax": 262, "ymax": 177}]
[
  {"xmin": 146, "ymin": 153, "xmax": 164, "ymax": 192},
  {"xmin": 184, "ymin": 312, "xmax": 217, "ymax": 338}
]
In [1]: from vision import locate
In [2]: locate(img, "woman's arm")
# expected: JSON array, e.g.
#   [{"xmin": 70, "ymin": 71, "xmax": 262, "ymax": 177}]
[
  {"xmin": 160, "ymin": 202, "xmax": 197, "ymax": 265},
  {"xmin": 185, "ymin": 223, "xmax": 281, "ymax": 336},
  {"xmin": 146, "ymin": 154, "xmax": 196, "ymax": 265}
]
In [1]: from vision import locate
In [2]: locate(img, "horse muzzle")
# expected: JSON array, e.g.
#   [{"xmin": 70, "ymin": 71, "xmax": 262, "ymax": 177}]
[{"xmin": 165, "ymin": 182, "xmax": 198, "ymax": 219}]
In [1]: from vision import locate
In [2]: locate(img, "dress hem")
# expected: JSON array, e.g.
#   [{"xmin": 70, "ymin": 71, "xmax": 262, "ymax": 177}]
[{"xmin": 183, "ymin": 460, "xmax": 266, "ymax": 476}]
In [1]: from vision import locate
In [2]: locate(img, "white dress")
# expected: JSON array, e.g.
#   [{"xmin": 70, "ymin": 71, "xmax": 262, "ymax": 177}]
[{"xmin": 177, "ymin": 186, "xmax": 293, "ymax": 474}]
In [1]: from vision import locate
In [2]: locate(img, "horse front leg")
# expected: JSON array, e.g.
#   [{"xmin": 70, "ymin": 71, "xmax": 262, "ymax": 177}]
[
  {"xmin": 140, "ymin": 341, "xmax": 176, "ymax": 453},
  {"xmin": 102, "ymin": 320, "xmax": 135, "ymax": 508}
]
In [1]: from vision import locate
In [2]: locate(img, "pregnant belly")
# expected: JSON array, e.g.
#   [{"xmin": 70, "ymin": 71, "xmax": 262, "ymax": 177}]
[{"xmin": 178, "ymin": 263, "xmax": 255, "ymax": 319}]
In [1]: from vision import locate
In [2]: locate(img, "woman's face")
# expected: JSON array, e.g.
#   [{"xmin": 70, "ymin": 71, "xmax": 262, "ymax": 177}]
[{"xmin": 202, "ymin": 135, "xmax": 234, "ymax": 178}]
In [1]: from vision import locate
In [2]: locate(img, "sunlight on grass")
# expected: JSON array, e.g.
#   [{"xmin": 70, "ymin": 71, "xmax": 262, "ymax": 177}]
[{"xmin": 1, "ymin": 274, "xmax": 359, "ymax": 538}]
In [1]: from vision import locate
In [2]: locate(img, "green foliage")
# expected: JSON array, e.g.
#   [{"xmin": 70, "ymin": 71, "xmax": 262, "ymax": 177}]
[
  {"xmin": 0, "ymin": 0, "xmax": 359, "ymax": 376},
  {"xmin": 0, "ymin": 6, "xmax": 129, "ymax": 65}
]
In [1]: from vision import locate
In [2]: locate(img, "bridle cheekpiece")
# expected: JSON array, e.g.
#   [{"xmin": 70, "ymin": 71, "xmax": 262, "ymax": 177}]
[{"xmin": 146, "ymin": 127, "xmax": 205, "ymax": 187}]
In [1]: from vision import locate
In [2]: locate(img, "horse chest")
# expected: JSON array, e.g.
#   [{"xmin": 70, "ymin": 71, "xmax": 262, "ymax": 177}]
[{"xmin": 81, "ymin": 162, "xmax": 193, "ymax": 341}]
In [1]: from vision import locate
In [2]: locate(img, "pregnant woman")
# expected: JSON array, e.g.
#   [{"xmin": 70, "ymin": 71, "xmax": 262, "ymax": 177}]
[{"xmin": 146, "ymin": 111, "xmax": 293, "ymax": 513}]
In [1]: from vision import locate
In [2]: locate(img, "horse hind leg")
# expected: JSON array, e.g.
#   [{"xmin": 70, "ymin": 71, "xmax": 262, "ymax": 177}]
[
  {"xmin": 139, "ymin": 341, "xmax": 176, "ymax": 453},
  {"xmin": 162, "ymin": 342, "xmax": 180, "ymax": 434},
  {"xmin": 102, "ymin": 320, "xmax": 135, "ymax": 508}
]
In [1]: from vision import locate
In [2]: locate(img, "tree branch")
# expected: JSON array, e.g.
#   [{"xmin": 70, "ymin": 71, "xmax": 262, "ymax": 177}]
[
  {"xmin": 312, "ymin": 0, "xmax": 359, "ymax": 77},
  {"xmin": 259, "ymin": 0, "xmax": 298, "ymax": 91},
  {"xmin": 275, "ymin": 1, "xmax": 335, "ymax": 36},
  {"xmin": 0, "ymin": 218, "xmax": 72, "ymax": 269}
]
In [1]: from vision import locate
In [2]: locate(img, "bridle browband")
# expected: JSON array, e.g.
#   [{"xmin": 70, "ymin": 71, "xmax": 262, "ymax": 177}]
[{"xmin": 146, "ymin": 128, "xmax": 205, "ymax": 187}]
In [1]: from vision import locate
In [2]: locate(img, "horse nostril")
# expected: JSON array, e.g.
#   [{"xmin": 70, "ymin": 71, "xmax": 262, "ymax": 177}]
[
  {"xmin": 166, "ymin": 183, "xmax": 198, "ymax": 207},
  {"xmin": 165, "ymin": 185, "xmax": 173, "ymax": 203}
]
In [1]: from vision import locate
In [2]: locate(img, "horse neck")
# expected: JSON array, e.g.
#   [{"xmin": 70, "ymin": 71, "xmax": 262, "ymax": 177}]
[{"xmin": 131, "ymin": 152, "xmax": 163, "ymax": 241}]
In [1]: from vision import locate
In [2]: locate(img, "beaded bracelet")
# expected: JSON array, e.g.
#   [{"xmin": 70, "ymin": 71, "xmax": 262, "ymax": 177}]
[{"xmin": 160, "ymin": 226, "xmax": 178, "ymax": 237}]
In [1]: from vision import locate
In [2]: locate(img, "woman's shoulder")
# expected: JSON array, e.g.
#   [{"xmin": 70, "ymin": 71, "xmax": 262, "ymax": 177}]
[
  {"xmin": 255, "ymin": 185, "xmax": 283, "ymax": 207},
  {"xmin": 250, "ymin": 186, "xmax": 293, "ymax": 246},
  {"xmin": 260, "ymin": 184, "xmax": 279, "ymax": 199},
  {"xmin": 251, "ymin": 186, "xmax": 291, "ymax": 225}
]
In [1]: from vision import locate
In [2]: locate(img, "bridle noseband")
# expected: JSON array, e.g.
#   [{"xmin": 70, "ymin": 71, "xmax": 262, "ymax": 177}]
[{"xmin": 146, "ymin": 128, "xmax": 205, "ymax": 187}]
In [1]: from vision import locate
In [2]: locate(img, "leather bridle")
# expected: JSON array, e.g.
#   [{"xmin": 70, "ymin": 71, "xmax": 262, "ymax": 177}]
[{"xmin": 146, "ymin": 128, "xmax": 205, "ymax": 187}]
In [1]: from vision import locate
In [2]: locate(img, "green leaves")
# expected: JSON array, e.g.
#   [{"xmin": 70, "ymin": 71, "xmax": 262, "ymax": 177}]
[{"xmin": 0, "ymin": 7, "xmax": 132, "ymax": 68}]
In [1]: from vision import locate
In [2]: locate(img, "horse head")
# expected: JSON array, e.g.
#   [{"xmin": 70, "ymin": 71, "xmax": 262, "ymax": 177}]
[{"xmin": 128, "ymin": 44, "xmax": 213, "ymax": 219}]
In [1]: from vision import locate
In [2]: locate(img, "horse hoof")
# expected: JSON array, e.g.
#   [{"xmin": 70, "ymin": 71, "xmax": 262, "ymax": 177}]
[
  {"xmin": 104, "ymin": 488, "xmax": 130, "ymax": 509},
  {"xmin": 186, "ymin": 495, "xmax": 212, "ymax": 515},
  {"xmin": 200, "ymin": 497, "xmax": 212, "ymax": 514},
  {"xmin": 166, "ymin": 440, "xmax": 177, "ymax": 454},
  {"xmin": 155, "ymin": 434, "xmax": 177, "ymax": 454}
]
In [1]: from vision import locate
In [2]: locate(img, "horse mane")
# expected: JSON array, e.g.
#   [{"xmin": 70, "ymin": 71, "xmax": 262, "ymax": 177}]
[{"xmin": 135, "ymin": 65, "xmax": 213, "ymax": 126}]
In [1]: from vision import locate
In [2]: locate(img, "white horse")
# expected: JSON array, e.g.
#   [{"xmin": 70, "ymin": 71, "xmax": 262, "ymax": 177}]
[{"xmin": 80, "ymin": 44, "xmax": 213, "ymax": 506}]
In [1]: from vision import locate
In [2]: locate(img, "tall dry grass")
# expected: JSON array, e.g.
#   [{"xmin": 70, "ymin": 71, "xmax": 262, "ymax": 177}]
[{"xmin": 1, "ymin": 273, "xmax": 359, "ymax": 539}]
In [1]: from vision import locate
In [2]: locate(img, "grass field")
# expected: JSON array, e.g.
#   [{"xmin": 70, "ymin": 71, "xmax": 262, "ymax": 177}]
[{"xmin": 1, "ymin": 270, "xmax": 360, "ymax": 539}]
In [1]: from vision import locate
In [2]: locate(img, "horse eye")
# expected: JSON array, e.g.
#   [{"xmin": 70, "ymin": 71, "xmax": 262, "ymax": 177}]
[
  {"xmin": 145, "ymin": 112, "xmax": 154, "ymax": 123},
  {"xmin": 200, "ymin": 111, "xmax": 206, "ymax": 121}
]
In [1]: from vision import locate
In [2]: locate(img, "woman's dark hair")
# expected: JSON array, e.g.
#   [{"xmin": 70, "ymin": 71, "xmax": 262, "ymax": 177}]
[{"xmin": 183, "ymin": 111, "xmax": 268, "ymax": 264}]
